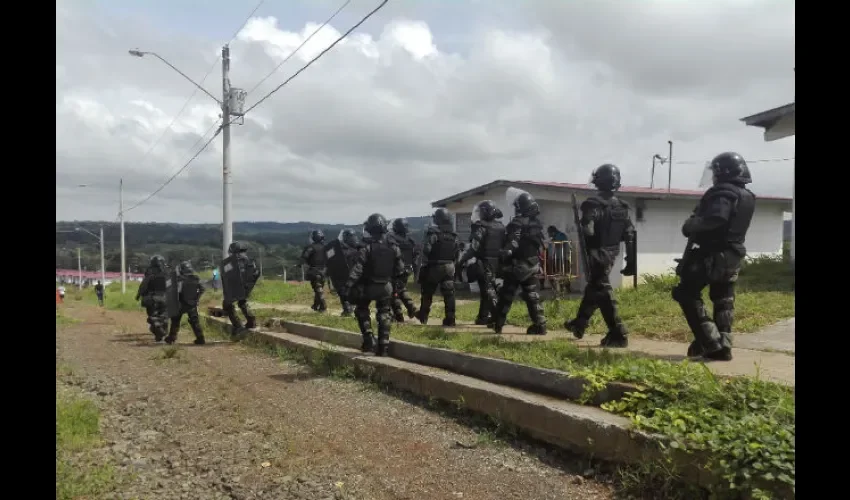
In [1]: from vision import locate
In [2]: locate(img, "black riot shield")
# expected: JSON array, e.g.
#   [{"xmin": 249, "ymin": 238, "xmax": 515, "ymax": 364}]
[
  {"xmin": 180, "ymin": 274, "xmax": 201, "ymax": 307},
  {"xmin": 165, "ymin": 270, "xmax": 181, "ymax": 318},
  {"xmin": 324, "ymin": 239, "xmax": 350, "ymax": 283},
  {"xmin": 221, "ymin": 254, "xmax": 247, "ymax": 303},
  {"xmin": 571, "ymin": 193, "xmax": 592, "ymax": 280}
]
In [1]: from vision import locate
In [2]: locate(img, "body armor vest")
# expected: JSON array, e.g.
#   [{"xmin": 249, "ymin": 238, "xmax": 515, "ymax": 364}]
[
  {"xmin": 179, "ymin": 274, "xmax": 201, "ymax": 305},
  {"xmin": 479, "ymin": 220, "xmax": 505, "ymax": 260},
  {"xmin": 366, "ymin": 241, "xmax": 395, "ymax": 284},
  {"xmin": 694, "ymin": 182, "xmax": 756, "ymax": 254},
  {"xmin": 513, "ymin": 217, "xmax": 544, "ymax": 260},
  {"xmin": 148, "ymin": 271, "xmax": 167, "ymax": 294},
  {"xmin": 391, "ymin": 234, "xmax": 415, "ymax": 267},
  {"xmin": 585, "ymin": 195, "xmax": 630, "ymax": 250},
  {"xmin": 429, "ymin": 227, "xmax": 456, "ymax": 263},
  {"xmin": 307, "ymin": 243, "xmax": 326, "ymax": 267}
]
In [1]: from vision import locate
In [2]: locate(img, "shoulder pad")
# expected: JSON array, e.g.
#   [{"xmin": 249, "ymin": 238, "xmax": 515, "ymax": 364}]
[
  {"xmin": 613, "ymin": 197, "xmax": 630, "ymax": 209},
  {"xmin": 705, "ymin": 184, "xmax": 741, "ymax": 200},
  {"xmin": 581, "ymin": 197, "xmax": 604, "ymax": 208}
]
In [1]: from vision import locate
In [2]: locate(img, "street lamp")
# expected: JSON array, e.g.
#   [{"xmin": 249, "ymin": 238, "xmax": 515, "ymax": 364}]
[
  {"xmin": 129, "ymin": 46, "xmax": 243, "ymax": 261},
  {"xmin": 75, "ymin": 227, "xmax": 106, "ymax": 286}
]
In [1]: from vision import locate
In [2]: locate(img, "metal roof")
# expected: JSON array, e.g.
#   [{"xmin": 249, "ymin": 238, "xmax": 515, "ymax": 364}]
[
  {"xmin": 430, "ymin": 179, "xmax": 792, "ymax": 208},
  {"xmin": 740, "ymin": 102, "xmax": 795, "ymax": 129},
  {"xmin": 56, "ymin": 268, "xmax": 145, "ymax": 279}
]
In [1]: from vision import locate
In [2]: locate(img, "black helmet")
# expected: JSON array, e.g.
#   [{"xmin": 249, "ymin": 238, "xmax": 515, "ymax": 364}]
[
  {"xmin": 432, "ymin": 208, "xmax": 453, "ymax": 227},
  {"xmin": 149, "ymin": 255, "xmax": 165, "ymax": 269},
  {"xmin": 178, "ymin": 261, "xmax": 194, "ymax": 275},
  {"xmin": 341, "ymin": 229, "xmax": 358, "ymax": 247},
  {"xmin": 476, "ymin": 200, "xmax": 498, "ymax": 222},
  {"xmin": 493, "ymin": 207, "xmax": 504, "ymax": 220},
  {"xmin": 310, "ymin": 230, "xmax": 325, "ymax": 243},
  {"xmin": 228, "ymin": 241, "xmax": 248, "ymax": 254},
  {"xmin": 364, "ymin": 213, "xmax": 388, "ymax": 236},
  {"xmin": 513, "ymin": 192, "xmax": 540, "ymax": 217},
  {"xmin": 591, "ymin": 164, "xmax": 622, "ymax": 191},
  {"xmin": 391, "ymin": 218, "xmax": 410, "ymax": 235},
  {"xmin": 708, "ymin": 152, "xmax": 752, "ymax": 185}
]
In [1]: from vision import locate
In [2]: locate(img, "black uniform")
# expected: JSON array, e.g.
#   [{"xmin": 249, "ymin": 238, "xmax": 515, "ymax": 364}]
[
  {"xmin": 332, "ymin": 230, "xmax": 362, "ymax": 316},
  {"xmin": 222, "ymin": 241, "xmax": 260, "ymax": 336},
  {"xmin": 458, "ymin": 201, "xmax": 505, "ymax": 325},
  {"xmin": 565, "ymin": 164, "xmax": 636, "ymax": 347},
  {"xmin": 388, "ymin": 218, "xmax": 420, "ymax": 322},
  {"xmin": 302, "ymin": 230, "xmax": 328, "ymax": 312},
  {"xmin": 416, "ymin": 208, "xmax": 458, "ymax": 327},
  {"xmin": 673, "ymin": 152, "xmax": 756, "ymax": 361},
  {"xmin": 493, "ymin": 192, "xmax": 547, "ymax": 335},
  {"xmin": 343, "ymin": 213, "xmax": 406, "ymax": 356},
  {"xmin": 94, "ymin": 281, "xmax": 104, "ymax": 306},
  {"xmin": 136, "ymin": 255, "xmax": 170, "ymax": 341},
  {"xmin": 166, "ymin": 261, "xmax": 206, "ymax": 345}
]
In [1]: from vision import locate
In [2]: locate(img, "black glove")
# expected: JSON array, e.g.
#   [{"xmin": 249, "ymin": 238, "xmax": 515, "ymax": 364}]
[{"xmin": 621, "ymin": 260, "xmax": 636, "ymax": 276}]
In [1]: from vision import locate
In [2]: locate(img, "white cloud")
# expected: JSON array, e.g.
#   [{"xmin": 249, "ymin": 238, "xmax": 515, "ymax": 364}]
[{"xmin": 56, "ymin": 0, "xmax": 795, "ymax": 225}]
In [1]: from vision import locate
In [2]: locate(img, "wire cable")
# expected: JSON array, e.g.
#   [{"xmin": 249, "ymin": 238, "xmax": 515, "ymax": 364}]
[
  {"xmin": 129, "ymin": 0, "xmax": 265, "ymax": 174},
  {"xmin": 239, "ymin": 0, "xmax": 389, "ymax": 119},
  {"xmin": 123, "ymin": 120, "xmax": 223, "ymax": 214},
  {"xmin": 246, "ymin": 0, "xmax": 352, "ymax": 96}
]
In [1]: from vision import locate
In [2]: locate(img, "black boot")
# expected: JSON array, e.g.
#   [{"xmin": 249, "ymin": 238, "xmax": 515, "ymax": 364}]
[
  {"xmin": 526, "ymin": 323, "xmax": 547, "ymax": 335},
  {"xmin": 564, "ymin": 318, "xmax": 588, "ymax": 339},
  {"xmin": 407, "ymin": 306, "xmax": 418, "ymax": 319},
  {"xmin": 361, "ymin": 332, "xmax": 375, "ymax": 353},
  {"xmin": 600, "ymin": 333, "xmax": 628, "ymax": 348},
  {"xmin": 474, "ymin": 316, "xmax": 491, "ymax": 326},
  {"xmin": 375, "ymin": 333, "xmax": 389, "ymax": 357},
  {"xmin": 442, "ymin": 318, "xmax": 456, "ymax": 327},
  {"xmin": 415, "ymin": 310, "xmax": 428, "ymax": 325}
]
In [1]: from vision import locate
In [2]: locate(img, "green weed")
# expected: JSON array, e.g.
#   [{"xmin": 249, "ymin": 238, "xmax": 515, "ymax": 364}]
[{"xmin": 56, "ymin": 392, "xmax": 118, "ymax": 499}]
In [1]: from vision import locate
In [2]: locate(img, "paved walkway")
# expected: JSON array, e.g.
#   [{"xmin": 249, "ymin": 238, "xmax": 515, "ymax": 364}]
[{"xmin": 248, "ymin": 303, "xmax": 795, "ymax": 387}]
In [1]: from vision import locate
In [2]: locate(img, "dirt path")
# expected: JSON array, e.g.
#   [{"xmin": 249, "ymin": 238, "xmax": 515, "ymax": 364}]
[{"xmin": 56, "ymin": 303, "xmax": 615, "ymax": 500}]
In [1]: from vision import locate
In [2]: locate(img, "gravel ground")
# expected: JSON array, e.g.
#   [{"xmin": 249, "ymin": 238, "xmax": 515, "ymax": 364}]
[{"xmin": 57, "ymin": 302, "xmax": 618, "ymax": 500}]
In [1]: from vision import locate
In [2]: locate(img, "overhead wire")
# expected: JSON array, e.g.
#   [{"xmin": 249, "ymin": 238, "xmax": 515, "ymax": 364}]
[
  {"xmin": 246, "ymin": 0, "xmax": 353, "ymax": 96},
  {"xmin": 238, "ymin": 0, "xmax": 389, "ymax": 119},
  {"xmin": 122, "ymin": 120, "xmax": 223, "ymax": 214},
  {"xmin": 118, "ymin": 0, "xmax": 266, "ymax": 217}
]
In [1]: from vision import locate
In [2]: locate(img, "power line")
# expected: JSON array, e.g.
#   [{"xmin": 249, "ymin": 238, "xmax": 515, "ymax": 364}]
[
  {"xmin": 123, "ymin": 120, "xmax": 223, "ymax": 214},
  {"xmin": 129, "ymin": 0, "xmax": 265, "ymax": 174},
  {"xmin": 247, "ymin": 0, "xmax": 353, "ymax": 96},
  {"xmin": 239, "ymin": 0, "xmax": 390, "ymax": 119}
]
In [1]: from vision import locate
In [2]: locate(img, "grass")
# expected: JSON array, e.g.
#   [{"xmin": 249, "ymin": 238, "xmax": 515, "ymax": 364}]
[{"xmin": 56, "ymin": 390, "xmax": 119, "ymax": 499}]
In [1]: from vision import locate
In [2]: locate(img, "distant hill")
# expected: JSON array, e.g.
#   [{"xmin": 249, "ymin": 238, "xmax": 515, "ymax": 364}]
[{"xmin": 56, "ymin": 217, "xmax": 432, "ymax": 275}]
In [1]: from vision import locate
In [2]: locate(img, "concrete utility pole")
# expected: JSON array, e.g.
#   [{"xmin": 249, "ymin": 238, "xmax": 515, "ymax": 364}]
[
  {"xmin": 667, "ymin": 140, "xmax": 674, "ymax": 192},
  {"xmin": 120, "ymin": 178, "xmax": 127, "ymax": 294},
  {"xmin": 77, "ymin": 247, "xmax": 83, "ymax": 290},
  {"xmin": 100, "ymin": 226, "xmax": 106, "ymax": 286},
  {"xmin": 221, "ymin": 45, "xmax": 234, "ymax": 261}
]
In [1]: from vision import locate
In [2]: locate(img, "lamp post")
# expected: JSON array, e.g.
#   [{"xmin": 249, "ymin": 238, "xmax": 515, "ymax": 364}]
[{"xmin": 129, "ymin": 47, "xmax": 242, "ymax": 260}]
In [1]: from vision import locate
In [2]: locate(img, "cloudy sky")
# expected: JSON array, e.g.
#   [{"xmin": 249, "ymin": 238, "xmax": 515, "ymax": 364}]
[{"xmin": 56, "ymin": 0, "xmax": 795, "ymax": 225}]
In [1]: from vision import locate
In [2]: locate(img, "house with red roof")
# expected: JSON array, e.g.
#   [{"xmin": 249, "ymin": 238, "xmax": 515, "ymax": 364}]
[{"xmin": 431, "ymin": 179, "xmax": 792, "ymax": 291}]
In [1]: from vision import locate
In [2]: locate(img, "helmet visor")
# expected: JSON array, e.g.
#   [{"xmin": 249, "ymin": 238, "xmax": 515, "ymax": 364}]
[
  {"xmin": 505, "ymin": 187, "xmax": 530, "ymax": 217},
  {"xmin": 698, "ymin": 162, "xmax": 715, "ymax": 188}
]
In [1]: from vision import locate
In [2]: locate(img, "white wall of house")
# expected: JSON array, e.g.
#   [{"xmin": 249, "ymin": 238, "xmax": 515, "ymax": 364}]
[{"xmin": 439, "ymin": 184, "xmax": 789, "ymax": 290}]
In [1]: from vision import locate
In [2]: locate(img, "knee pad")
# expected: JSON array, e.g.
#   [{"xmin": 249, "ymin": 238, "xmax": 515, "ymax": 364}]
[
  {"xmin": 440, "ymin": 280, "xmax": 455, "ymax": 294},
  {"xmin": 526, "ymin": 291, "xmax": 540, "ymax": 303}
]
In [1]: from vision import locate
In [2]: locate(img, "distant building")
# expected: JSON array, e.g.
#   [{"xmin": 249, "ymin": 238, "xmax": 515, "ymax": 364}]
[{"xmin": 55, "ymin": 269, "xmax": 145, "ymax": 286}]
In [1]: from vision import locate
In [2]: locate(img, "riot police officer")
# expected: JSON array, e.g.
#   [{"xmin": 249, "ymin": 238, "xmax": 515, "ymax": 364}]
[
  {"xmin": 165, "ymin": 261, "xmax": 206, "ymax": 345},
  {"xmin": 416, "ymin": 208, "xmax": 459, "ymax": 327},
  {"xmin": 458, "ymin": 200, "xmax": 505, "ymax": 326},
  {"xmin": 564, "ymin": 164, "xmax": 636, "ymax": 347},
  {"xmin": 335, "ymin": 229, "xmax": 362, "ymax": 316},
  {"xmin": 301, "ymin": 230, "xmax": 328, "ymax": 312},
  {"xmin": 492, "ymin": 191, "xmax": 547, "ymax": 335},
  {"xmin": 136, "ymin": 255, "xmax": 170, "ymax": 342},
  {"xmin": 388, "ymin": 218, "xmax": 420, "ymax": 322},
  {"xmin": 673, "ymin": 152, "xmax": 756, "ymax": 361},
  {"xmin": 222, "ymin": 241, "xmax": 260, "ymax": 338},
  {"xmin": 341, "ymin": 213, "xmax": 405, "ymax": 356}
]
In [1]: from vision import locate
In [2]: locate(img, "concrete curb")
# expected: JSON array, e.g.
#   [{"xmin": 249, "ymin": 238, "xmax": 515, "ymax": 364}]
[
  {"xmin": 201, "ymin": 315, "xmax": 665, "ymax": 464},
  {"xmin": 270, "ymin": 319, "xmax": 639, "ymax": 406}
]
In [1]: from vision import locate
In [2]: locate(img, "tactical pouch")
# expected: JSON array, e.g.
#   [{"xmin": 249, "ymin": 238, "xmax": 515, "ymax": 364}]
[{"xmin": 707, "ymin": 251, "xmax": 742, "ymax": 283}]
